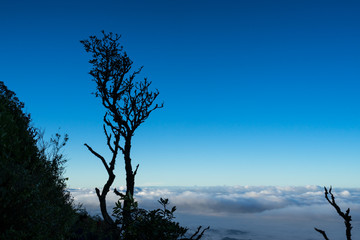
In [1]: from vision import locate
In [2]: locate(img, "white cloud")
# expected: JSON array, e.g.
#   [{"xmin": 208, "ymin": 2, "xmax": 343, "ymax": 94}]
[
  {"xmin": 340, "ymin": 190, "xmax": 351, "ymax": 197},
  {"xmin": 70, "ymin": 186, "xmax": 360, "ymax": 215},
  {"xmin": 69, "ymin": 186, "xmax": 360, "ymax": 240}
]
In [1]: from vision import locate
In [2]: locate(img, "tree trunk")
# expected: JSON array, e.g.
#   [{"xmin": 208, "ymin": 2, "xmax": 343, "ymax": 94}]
[
  {"xmin": 123, "ymin": 138, "xmax": 134, "ymax": 226},
  {"xmin": 96, "ymin": 172, "xmax": 116, "ymax": 226}
]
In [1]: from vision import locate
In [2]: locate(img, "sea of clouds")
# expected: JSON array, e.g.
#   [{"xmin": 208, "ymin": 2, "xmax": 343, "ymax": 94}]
[{"xmin": 69, "ymin": 186, "xmax": 360, "ymax": 240}]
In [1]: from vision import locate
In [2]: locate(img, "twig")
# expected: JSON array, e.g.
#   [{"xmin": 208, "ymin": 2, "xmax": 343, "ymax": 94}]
[{"xmin": 315, "ymin": 228, "xmax": 330, "ymax": 240}]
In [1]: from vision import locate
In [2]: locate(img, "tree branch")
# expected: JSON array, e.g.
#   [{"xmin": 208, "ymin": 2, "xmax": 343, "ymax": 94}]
[
  {"xmin": 324, "ymin": 186, "xmax": 352, "ymax": 240},
  {"xmin": 95, "ymin": 187, "xmax": 101, "ymax": 199},
  {"xmin": 133, "ymin": 164, "xmax": 139, "ymax": 176},
  {"xmin": 184, "ymin": 226, "xmax": 210, "ymax": 240},
  {"xmin": 315, "ymin": 228, "xmax": 330, "ymax": 240},
  {"xmin": 108, "ymin": 135, "xmax": 120, "ymax": 171},
  {"xmin": 114, "ymin": 188, "xmax": 125, "ymax": 197},
  {"xmin": 103, "ymin": 120, "xmax": 115, "ymax": 153},
  {"xmin": 84, "ymin": 143, "xmax": 110, "ymax": 173},
  {"xmin": 315, "ymin": 186, "xmax": 352, "ymax": 240}
]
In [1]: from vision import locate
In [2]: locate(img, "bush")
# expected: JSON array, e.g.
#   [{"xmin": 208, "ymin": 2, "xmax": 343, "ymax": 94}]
[
  {"xmin": 0, "ymin": 81, "xmax": 76, "ymax": 239},
  {"xmin": 112, "ymin": 193, "xmax": 208, "ymax": 240}
]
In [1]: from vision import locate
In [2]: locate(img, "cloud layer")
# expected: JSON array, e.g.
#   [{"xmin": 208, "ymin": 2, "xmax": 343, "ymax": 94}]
[{"xmin": 69, "ymin": 186, "xmax": 360, "ymax": 240}]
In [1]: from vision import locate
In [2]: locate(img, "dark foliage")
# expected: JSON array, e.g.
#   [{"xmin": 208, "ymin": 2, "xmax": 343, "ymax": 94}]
[
  {"xmin": 69, "ymin": 210, "xmax": 119, "ymax": 240},
  {"xmin": 0, "ymin": 81, "xmax": 76, "ymax": 239},
  {"xmin": 0, "ymin": 75, "xmax": 207, "ymax": 239},
  {"xmin": 112, "ymin": 193, "xmax": 209, "ymax": 240}
]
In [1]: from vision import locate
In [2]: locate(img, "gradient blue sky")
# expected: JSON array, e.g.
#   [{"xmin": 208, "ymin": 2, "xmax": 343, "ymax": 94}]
[{"xmin": 2, "ymin": 0, "xmax": 360, "ymax": 188}]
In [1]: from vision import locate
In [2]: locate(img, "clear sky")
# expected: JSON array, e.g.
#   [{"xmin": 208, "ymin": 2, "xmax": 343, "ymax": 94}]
[{"xmin": 2, "ymin": 0, "xmax": 360, "ymax": 188}]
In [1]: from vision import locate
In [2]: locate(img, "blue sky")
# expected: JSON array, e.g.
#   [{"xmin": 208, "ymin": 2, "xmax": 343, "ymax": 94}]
[{"xmin": 1, "ymin": 0, "xmax": 360, "ymax": 188}]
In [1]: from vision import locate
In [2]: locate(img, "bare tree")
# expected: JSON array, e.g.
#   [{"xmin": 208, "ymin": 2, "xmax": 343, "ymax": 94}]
[
  {"xmin": 81, "ymin": 31, "xmax": 163, "ymax": 226},
  {"xmin": 315, "ymin": 186, "xmax": 352, "ymax": 240}
]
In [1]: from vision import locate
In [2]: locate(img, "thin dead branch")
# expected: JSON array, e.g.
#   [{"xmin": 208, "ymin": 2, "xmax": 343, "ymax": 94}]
[{"xmin": 315, "ymin": 186, "xmax": 352, "ymax": 240}]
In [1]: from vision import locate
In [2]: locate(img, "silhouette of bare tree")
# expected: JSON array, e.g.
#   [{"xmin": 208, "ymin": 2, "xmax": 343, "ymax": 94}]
[
  {"xmin": 81, "ymin": 31, "xmax": 163, "ymax": 227},
  {"xmin": 315, "ymin": 186, "xmax": 352, "ymax": 240}
]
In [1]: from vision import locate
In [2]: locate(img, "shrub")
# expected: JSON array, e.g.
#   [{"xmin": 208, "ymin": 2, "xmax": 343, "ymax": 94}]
[{"xmin": 0, "ymin": 81, "xmax": 76, "ymax": 239}]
